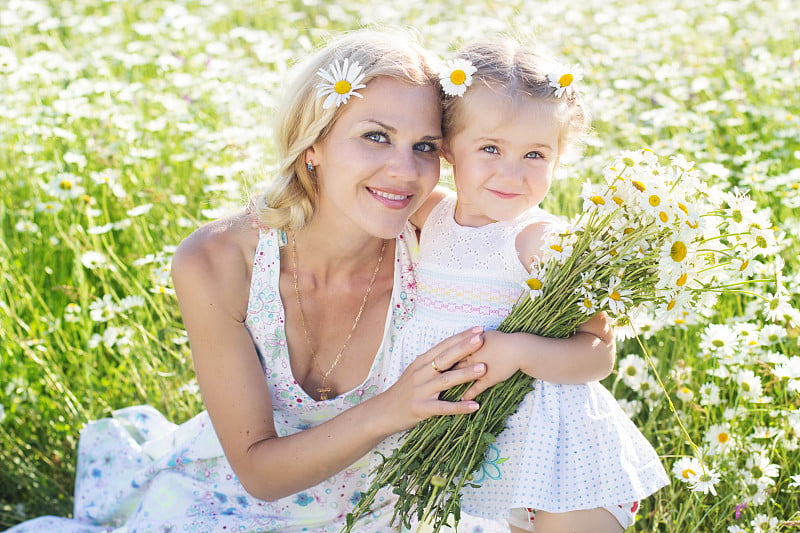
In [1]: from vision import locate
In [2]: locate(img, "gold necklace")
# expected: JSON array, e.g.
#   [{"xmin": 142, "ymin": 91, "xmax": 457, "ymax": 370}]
[{"xmin": 291, "ymin": 234, "xmax": 387, "ymax": 400}]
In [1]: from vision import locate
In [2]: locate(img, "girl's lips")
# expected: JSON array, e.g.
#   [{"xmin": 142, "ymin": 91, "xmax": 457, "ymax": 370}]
[
  {"xmin": 367, "ymin": 187, "xmax": 413, "ymax": 209},
  {"xmin": 488, "ymin": 189, "xmax": 521, "ymax": 199}
]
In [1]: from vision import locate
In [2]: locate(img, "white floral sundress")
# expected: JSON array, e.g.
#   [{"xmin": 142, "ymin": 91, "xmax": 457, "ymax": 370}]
[{"xmin": 5, "ymin": 224, "xmax": 509, "ymax": 533}]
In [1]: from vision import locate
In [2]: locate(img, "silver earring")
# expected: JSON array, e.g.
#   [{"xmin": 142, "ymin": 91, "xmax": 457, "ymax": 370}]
[{"xmin": 306, "ymin": 162, "xmax": 314, "ymax": 171}]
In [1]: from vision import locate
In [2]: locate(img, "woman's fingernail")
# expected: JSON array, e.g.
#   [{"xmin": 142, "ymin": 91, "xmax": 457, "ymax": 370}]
[{"xmin": 469, "ymin": 334, "xmax": 481, "ymax": 345}]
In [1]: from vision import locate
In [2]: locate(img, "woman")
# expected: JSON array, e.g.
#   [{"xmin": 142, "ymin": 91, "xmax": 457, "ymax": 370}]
[{"xmin": 5, "ymin": 30, "xmax": 508, "ymax": 533}]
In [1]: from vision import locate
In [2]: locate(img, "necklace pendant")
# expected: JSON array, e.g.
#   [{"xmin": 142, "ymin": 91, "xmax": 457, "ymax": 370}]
[{"xmin": 317, "ymin": 386, "xmax": 332, "ymax": 401}]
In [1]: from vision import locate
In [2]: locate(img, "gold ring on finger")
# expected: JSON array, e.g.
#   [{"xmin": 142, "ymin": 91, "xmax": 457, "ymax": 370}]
[{"xmin": 431, "ymin": 360, "xmax": 442, "ymax": 373}]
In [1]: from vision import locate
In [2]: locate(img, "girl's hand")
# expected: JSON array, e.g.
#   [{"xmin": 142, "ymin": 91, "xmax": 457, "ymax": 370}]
[
  {"xmin": 458, "ymin": 330, "xmax": 528, "ymax": 401},
  {"xmin": 378, "ymin": 326, "xmax": 488, "ymax": 432}
]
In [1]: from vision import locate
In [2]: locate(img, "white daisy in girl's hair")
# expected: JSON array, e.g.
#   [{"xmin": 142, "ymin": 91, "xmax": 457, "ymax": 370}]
[
  {"xmin": 439, "ymin": 59, "xmax": 476, "ymax": 97},
  {"xmin": 546, "ymin": 63, "xmax": 583, "ymax": 97},
  {"xmin": 315, "ymin": 58, "xmax": 367, "ymax": 109}
]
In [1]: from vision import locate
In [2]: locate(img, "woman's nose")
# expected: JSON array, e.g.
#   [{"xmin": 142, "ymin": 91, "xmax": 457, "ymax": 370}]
[{"xmin": 386, "ymin": 147, "xmax": 419, "ymax": 180}]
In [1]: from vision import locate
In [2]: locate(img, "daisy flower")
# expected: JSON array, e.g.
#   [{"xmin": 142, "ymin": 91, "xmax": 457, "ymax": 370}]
[
  {"xmin": 698, "ymin": 382, "xmax": 722, "ymax": 406},
  {"xmin": 617, "ymin": 354, "xmax": 647, "ymax": 390},
  {"xmin": 705, "ymin": 423, "xmax": 734, "ymax": 452},
  {"xmin": 750, "ymin": 514, "xmax": 779, "ymax": 533},
  {"xmin": 676, "ymin": 385, "xmax": 694, "ymax": 402},
  {"xmin": 547, "ymin": 63, "xmax": 583, "ymax": 97},
  {"xmin": 688, "ymin": 467, "xmax": 721, "ymax": 495},
  {"xmin": 744, "ymin": 454, "xmax": 779, "ymax": 486},
  {"xmin": 316, "ymin": 58, "xmax": 367, "ymax": 109},
  {"xmin": 439, "ymin": 59, "xmax": 476, "ymax": 97},
  {"xmin": 672, "ymin": 456, "xmax": 703, "ymax": 483},
  {"xmin": 788, "ymin": 474, "xmax": 800, "ymax": 488}
]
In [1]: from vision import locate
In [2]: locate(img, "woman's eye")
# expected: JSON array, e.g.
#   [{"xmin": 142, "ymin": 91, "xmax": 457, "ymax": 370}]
[
  {"xmin": 364, "ymin": 131, "xmax": 389, "ymax": 143},
  {"xmin": 481, "ymin": 146, "xmax": 499, "ymax": 154},
  {"xmin": 526, "ymin": 151, "xmax": 544, "ymax": 159},
  {"xmin": 414, "ymin": 141, "xmax": 439, "ymax": 153}
]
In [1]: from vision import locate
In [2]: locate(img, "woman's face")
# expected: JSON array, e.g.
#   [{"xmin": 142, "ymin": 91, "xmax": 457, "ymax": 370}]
[{"xmin": 307, "ymin": 76, "xmax": 442, "ymax": 239}]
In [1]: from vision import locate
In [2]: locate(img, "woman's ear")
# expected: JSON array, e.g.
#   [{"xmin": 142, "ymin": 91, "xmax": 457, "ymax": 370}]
[{"xmin": 304, "ymin": 146, "xmax": 317, "ymax": 166}]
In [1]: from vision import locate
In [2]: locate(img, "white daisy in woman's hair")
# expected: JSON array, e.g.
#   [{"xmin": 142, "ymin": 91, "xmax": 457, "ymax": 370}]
[
  {"xmin": 316, "ymin": 58, "xmax": 367, "ymax": 109},
  {"xmin": 439, "ymin": 59, "xmax": 477, "ymax": 97},
  {"xmin": 547, "ymin": 63, "xmax": 583, "ymax": 97}
]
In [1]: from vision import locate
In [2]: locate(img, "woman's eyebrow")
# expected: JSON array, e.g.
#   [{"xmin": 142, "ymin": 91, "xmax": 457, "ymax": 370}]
[{"xmin": 362, "ymin": 119, "xmax": 442, "ymax": 141}]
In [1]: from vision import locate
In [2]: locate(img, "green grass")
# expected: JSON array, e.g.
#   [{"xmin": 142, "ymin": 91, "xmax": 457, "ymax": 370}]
[{"xmin": 1, "ymin": 0, "xmax": 799, "ymax": 531}]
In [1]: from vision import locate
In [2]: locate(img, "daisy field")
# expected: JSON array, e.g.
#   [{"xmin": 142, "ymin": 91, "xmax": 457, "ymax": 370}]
[{"xmin": 0, "ymin": 0, "xmax": 798, "ymax": 531}]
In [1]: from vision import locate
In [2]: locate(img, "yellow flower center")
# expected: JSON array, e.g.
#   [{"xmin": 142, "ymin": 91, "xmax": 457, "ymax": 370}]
[
  {"xmin": 550, "ymin": 244, "xmax": 563, "ymax": 252},
  {"xmin": 681, "ymin": 468, "xmax": 696, "ymax": 479},
  {"xmin": 670, "ymin": 241, "xmax": 687, "ymax": 262},
  {"xmin": 60, "ymin": 180, "xmax": 74, "ymax": 190},
  {"xmin": 622, "ymin": 157, "xmax": 636, "ymax": 167},
  {"xmin": 711, "ymin": 339, "xmax": 725, "ymax": 347},
  {"xmin": 667, "ymin": 299, "xmax": 676, "ymax": 311},
  {"xmin": 622, "ymin": 227, "xmax": 634, "ymax": 235},
  {"xmin": 659, "ymin": 211, "xmax": 669, "ymax": 223},
  {"xmin": 558, "ymin": 73, "xmax": 574, "ymax": 87},
  {"xmin": 632, "ymin": 180, "xmax": 646, "ymax": 192},
  {"xmin": 610, "ymin": 290, "xmax": 621, "ymax": 301},
  {"xmin": 732, "ymin": 209, "xmax": 743, "ymax": 223},
  {"xmin": 612, "ymin": 196, "xmax": 624, "ymax": 205},
  {"xmin": 678, "ymin": 203, "xmax": 689, "ymax": 215},
  {"xmin": 609, "ymin": 249, "xmax": 618, "ymax": 256},
  {"xmin": 676, "ymin": 273, "xmax": 688, "ymax": 286},
  {"xmin": 717, "ymin": 433, "xmax": 729, "ymax": 443},
  {"xmin": 450, "ymin": 69, "xmax": 467, "ymax": 85},
  {"xmin": 582, "ymin": 298, "xmax": 594, "ymax": 308},
  {"xmin": 334, "ymin": 80, "xmax": 352, "ymax": 95},
  {"xmin": 648, "ymin": 195, "xmax": 661, "ymax": 206},
  {"xmin": 590, "ymin": 195, "xmax": 605, "ymax": 205},
  {"xmin": 755, "ymin": 235, "xmax": 767, "ymax": 248},
  {"xmin": 739, "ymin": 259, "xmax": 749, "ymax": 271},
  {"xmin": 526, "ymin": 278, "xmax": 543, "ymax": 290}
]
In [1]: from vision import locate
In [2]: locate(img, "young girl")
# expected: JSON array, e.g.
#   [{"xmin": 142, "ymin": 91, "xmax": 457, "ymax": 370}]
[{"xmin": 380, "ymin": 40, "xmax": 669, "ymax": 532}]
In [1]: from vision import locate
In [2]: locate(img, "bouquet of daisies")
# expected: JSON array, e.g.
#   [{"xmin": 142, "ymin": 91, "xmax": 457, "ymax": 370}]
[{"xmin": 343, "ymin": 149, "xmax": 782, "ymax": 533}]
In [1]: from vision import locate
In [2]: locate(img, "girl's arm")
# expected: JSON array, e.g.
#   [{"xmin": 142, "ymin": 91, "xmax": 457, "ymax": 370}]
[
  {"xmin": 459, "ymin": 220, "xmax": 616, "ymax": 400},
  {"xmin": 172, "ymin": 217, "xmax": 487, "ymax": 501},
  {"xmin": 409, "ymin": 185, "xmax": 454, "ymax": 229}
]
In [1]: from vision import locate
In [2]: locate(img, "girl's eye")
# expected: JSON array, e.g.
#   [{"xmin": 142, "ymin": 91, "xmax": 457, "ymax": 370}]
[
  {"xmin": 364, "ymin": 131, "xmax": 389, "ymax": 143},
  {"xmin": 481, "ymin": 146, "xmax": 499, "ymax": 154},
  {"xmin": 525, "ymin": 151, "xmax": 545, "ymax": 159},
  {"xmin": 414, "ymin": 141, "xmax": 439, "ymax": 153}
]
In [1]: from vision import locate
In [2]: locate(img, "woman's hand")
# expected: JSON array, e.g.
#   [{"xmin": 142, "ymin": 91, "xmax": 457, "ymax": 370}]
[{"xmin": 377, "ymin": 326, "xmax": 488, "ymax": 433}]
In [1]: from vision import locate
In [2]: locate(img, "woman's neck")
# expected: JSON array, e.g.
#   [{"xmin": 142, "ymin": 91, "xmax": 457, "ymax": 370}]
[{"xmin": 290, "ymin": 219, "xmax": 389, "ymax": 285}]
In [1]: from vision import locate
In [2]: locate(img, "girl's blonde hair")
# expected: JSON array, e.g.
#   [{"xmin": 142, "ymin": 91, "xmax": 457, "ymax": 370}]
[
  {"xmin": 443, "ymin": 39, "xmax": 590, "ymax": 155},
  {"xmin": 253, "ymin": 28, "xmax": 438, "ymax": 231}
]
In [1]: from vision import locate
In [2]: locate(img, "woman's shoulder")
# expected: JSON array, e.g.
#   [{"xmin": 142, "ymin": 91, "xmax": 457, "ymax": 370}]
[{"xmin": 172, "ymin": 211, "xmax": 261, "ymax": 291}]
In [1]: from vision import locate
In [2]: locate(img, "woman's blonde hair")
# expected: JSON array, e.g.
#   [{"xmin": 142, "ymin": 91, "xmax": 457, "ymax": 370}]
[
  {"xmin": 253, "ymin": 28, "xmax": 438, "ymax": 231},
  {"xmin": 443, "ymin": 38, "xmax": 590, "ymax": 155}
]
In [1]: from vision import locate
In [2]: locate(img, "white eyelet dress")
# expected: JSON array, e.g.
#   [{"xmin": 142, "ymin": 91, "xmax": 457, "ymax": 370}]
[
  {"xmin": 5, "ymin": 223, "xmax": 508, "ymax": 533},
  {"xmin": 380, "ymin": 197, "xmax": 669, "ymax": 522}
]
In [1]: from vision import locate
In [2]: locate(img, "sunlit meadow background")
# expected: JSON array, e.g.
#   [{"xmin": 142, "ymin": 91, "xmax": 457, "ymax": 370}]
[{"xmin": 1, "ymin": 0, "xmax": 798, "ymax": 531}]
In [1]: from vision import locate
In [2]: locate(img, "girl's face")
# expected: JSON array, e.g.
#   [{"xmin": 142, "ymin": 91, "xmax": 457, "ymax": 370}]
[
  {"xmin": 444, "ymin": 86, "xmax": 561, "ymax": 227},
  {"xmin": 307, "ymin": 76, "xmax": 442, "ymax": 239}
]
